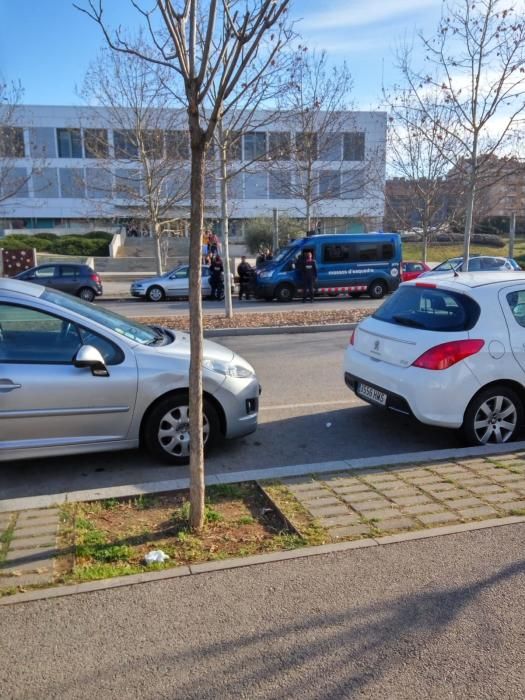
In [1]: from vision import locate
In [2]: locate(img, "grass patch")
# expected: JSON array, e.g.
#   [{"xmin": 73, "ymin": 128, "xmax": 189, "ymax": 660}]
[
  {"xmin": 51, "ymin": 483, "xmax": 302, "ymax": 586},
  {"xmin": 0, "ymin": 516, "xmax": 16, "ymax": 565},
  {"xmin": 402, "ymin": 236, "xmax": 520, "ymax": 262}
]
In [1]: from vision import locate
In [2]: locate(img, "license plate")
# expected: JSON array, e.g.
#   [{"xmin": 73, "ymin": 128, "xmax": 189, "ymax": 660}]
[{"xmin": 357, "ymin": 382, "xmax": 387, "ymax": 406}]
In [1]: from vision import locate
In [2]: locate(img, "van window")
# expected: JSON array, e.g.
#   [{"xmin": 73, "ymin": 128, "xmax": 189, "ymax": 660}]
[{"xmin": 322, "ymin": 242, "xmax": 395, "ymax": 264}]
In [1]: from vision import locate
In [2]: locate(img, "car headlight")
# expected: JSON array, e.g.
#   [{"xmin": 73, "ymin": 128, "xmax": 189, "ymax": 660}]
[
  {"xmin": 258, "ymin": 270, "xmax": 274, "ymax": 279},
  {"xmin": 203, "ymin": 358, "xmax": 254, "ymax": 378}
]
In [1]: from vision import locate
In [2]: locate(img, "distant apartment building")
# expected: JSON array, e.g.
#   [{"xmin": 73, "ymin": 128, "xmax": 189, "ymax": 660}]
[
  {"xmin": 0, "ymin": 105, "xmax": 386, "ymax": 236},
  {"xmin": 384, "ymin": 177, "xmax": 457, "ymax": 233}
]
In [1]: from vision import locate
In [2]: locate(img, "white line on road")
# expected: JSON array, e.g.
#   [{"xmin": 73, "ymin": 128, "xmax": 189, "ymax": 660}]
[{"xmin": 260, "ymin": 399, "xmax": 356, "ymax": 411}]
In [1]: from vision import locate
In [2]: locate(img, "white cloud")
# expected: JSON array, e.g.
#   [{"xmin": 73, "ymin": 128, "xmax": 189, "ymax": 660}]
[{"xmin": 300, "ymin": 0, "xmax": 441, "ymax": 31}]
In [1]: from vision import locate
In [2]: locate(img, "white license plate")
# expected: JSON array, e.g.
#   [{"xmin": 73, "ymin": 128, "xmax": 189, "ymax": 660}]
[{"xmin": 357, "ymin": 382, "xmax": 387, "ymax": 406}]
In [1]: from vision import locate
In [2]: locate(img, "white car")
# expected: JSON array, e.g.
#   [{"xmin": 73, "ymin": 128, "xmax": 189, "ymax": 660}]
[{"xmin": 344, "ymin": 272, "xmax": 525, "ymax": 445}]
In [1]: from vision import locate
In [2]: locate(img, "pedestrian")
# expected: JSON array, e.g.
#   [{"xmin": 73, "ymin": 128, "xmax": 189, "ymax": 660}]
[
  {"xmin": 265, "ymin": 248, "xmax": 273, "ymax": 261},
  {"xmin": 209, "ymin": 230, "xmax": 219, "ymax": 255},
  {"xmin": 237, "ymin": 255, "xmax": 253, "ymax": 301},
  {"xmin": 299, "ymin": 250, "xmax": 317, "ymax": 303},
  {"xmin": 202, "ymin": 230, "xmax": 209, "ymax": 263},
  {"xmin": 209, "ymin": 254, "xmax": 224, "ymax": 300},
  {"xmin": 256, "ymin": 249, "xmax": 266, "ymax": 268}
]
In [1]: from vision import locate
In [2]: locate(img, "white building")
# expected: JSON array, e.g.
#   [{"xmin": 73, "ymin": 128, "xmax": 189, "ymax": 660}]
[{"xmin": 0, "ymin": 105, "xmax": 386, "ymax": 236}]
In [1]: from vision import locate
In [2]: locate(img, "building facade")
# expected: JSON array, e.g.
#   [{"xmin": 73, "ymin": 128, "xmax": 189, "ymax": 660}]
[{"xmin": 0, "ymin": 105, "xmax": 386, "ymax": 235}]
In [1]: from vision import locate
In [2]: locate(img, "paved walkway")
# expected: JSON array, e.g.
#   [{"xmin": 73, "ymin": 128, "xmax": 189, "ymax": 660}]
[
  {"xmin": 281, "ymin": 453, "xmax": 525, "ymax": 540},
  {"xmin": 0, "ymin": 508, "xmax": 61, "ymax": 590}
]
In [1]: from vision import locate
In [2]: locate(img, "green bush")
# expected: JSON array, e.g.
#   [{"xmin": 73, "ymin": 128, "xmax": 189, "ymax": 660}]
[
  {"xmin": 244, "ymin": 217, "xmax": 303, "ymax": 254},
  {"xmin": 83, "ymin": 231, "xmax": 113, "ymax": 241},
  {"xmin": 1, "ymin": 234, "xmax": 109, "ymax": 256}
]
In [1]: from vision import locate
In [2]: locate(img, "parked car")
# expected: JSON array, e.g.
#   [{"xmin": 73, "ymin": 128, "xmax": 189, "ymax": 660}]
[
  {"xmin": 130, "ymin": 264, "xmax": 235, "ymax": 302},
  {"xmin": 420, "ymin": 255, "xmax": 521, "ymax": 277},
  {"xmin": 0, "ymin": 278, "xmax": 260, "ymax": 464},
  {"xmin": 254, "ymin": 233, "xmax": 402, "ymax": 302},
  {"xmin": 344, "ymin": 272, "xmax": 525, "ymax": 445},
  {"xmin": 401, "ymin": 261, "xmax": 431, "ymax": 282},
  {"xmin": 14, "ymin": 263, "xmax": 102, "ymax": 302}
]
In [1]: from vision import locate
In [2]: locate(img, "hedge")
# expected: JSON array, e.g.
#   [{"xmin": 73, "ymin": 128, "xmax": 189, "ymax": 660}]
[{"xmin": 1, "ymin": 234, "xmax": 109, "ymax": 257}]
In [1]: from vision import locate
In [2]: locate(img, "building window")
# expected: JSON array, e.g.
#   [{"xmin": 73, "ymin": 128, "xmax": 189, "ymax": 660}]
[
  {"xmin": 269, "ymin": 171, "xmax": 292, "ymax": 199},
  {"xmin": 226, "ymin": 131, "xmax": 242, "ymax": 161},
  {"xmin": 295, "ymin": 132, "xmax": 318, "ymax": 161},
  {"xmin": 32, "ymin": 168, "xmax": 60, "ymax": 197},
  {"xmin": 341, "ymin": 170, "xmax": 365, "ymax": 199},
  {"xmin": 244, "ymin": 172, "xmax": 268, "ymax": 199},
  {"xmin": 57, "ymin": 128, "xmax": 82, "ymax": 158},
  {"xmin": 142, "ymin": 130, "xmax": 164, "ymax": 159},
  {"xmin": 29, "ymin": 127, "xmax": 57, "ymax": 158},
  {"xmin": 268, "ymin": 132, "xmax": 291, "ymax": 160},
  {"xmin": 115, "ymin": 168, "xmax": 142, "ymax": 199},
  {"xmin": 59, "ymin": 168, "xmax": 85, "ymax": 198},
  {"xmin": 166, "ymin": 131, "xmax": 189, "ymax": 160},
  {"xmin": 0, "ymin": 127, "xmax": 25, "ymax": 157},
  {"xmin": 243, "ymin": 132, "xmax": 266, "ymax": 161},
  {"xmin": 229, "ymin": 173, "xmax": 243, "ymax": 199},
  {"xmin": 319, "ymin": 134, "xmax": 341, "ymax": 161},
  {"xmin": 84, "ymin": 129, "xmax": 108, "ymax": 159},
  {"xmin": 0, "ymin": 167, "xmax": 29, "ymax": 198},
  {"xmin": 113, "ymin": 130, "xmax": 138, "ymax": 159},
  {"xmin": 319, "ymin": 170, "xmax": 340, "ymax": 198},
  {"xmin": 86, "ymin": 168, "xmax": 112, "ymax": 199},
  {"xmin": 343, "ymin": 132, "xmax": 365, "ymax": 161}
]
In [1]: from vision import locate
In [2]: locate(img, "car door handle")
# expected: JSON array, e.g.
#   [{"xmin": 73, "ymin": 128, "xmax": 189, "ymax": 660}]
[{"xmin": 0, "ymin": 379, "xmax": 22, "ymax": 392}]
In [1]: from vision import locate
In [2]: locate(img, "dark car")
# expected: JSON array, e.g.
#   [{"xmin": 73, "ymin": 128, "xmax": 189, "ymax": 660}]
[{"xmin": 14, "ymin": 263, "xmax": 103, "ymax": 302}]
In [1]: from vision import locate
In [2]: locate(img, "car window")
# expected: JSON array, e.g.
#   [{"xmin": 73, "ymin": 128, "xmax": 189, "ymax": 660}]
[
  {"xmin": 40, "ymin": 288, "xmax": 167, "ymax": 345},
  {"xmin": 33, "ymin": 266, "xmax": 57, "ymax": 279},
  {"xmin": 406, "ymin": 263, "xmax": 424, "ymax": 272},
  {"xmin": 0, "ymin": 303, "xmax": 82, "ymax": 363},
  {"xmin": 434, "ymin": 259, "xmax": 459, "ymax": 271},
  {"xmin": 60, "ymin": 265, "xmax": 79, "ymax": 278},
  {"xmin": 467, "ymin": 258, "xmax": 482, "ymax": 271},
  {"xmin": 171, "ymin": 268, "xmax": 189, "ymax": 279},
  {"xmin": 506, "ymin": 291, "xmax": 525, "ymax": 328},
  {"xmin": 373, "ymin": 286, "xmax": 480, "ymax": 332}
]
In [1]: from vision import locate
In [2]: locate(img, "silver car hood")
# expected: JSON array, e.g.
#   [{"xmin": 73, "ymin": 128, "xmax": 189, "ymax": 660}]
[{"xmin": 145, "ymin": 331, "xmax": 236, "ymax": 363}]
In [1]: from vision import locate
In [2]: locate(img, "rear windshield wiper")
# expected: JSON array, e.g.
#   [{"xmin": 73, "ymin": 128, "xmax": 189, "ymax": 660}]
[{"xmin": 392, "ymin": 314, "xmax": 427, "ymax": 329}]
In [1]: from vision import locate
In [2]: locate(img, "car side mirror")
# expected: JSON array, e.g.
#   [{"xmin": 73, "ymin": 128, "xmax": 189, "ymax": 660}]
[{"xmin": 73, "ymin": 345, "xmax": 109, "ymax": 377}]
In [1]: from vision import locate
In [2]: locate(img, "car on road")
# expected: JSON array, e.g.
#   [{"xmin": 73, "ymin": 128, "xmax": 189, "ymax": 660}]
[
  {"xmin": 401, "ymin": 261, "xmax": 431, "ymax": 282},
  {"xmin": 0, "ymin": 278, "xmax": 260, "ymax": 464},
  {"xmin": 130, "ymin": 264, "xmax": 235, "ymax": 302},
  {"xmin": 344, "ymin": 272, "xmax": 525, "ymax": 445},
  {"xmin": 14, "ymin": 263, "xmax": 103, "ymax": 302},
  {"xmin": 420, "ymin": 255, "xmax": 521, "ymax": 277}
]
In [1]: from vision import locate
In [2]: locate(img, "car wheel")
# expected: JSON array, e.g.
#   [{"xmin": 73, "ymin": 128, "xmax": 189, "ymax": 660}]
[
  {"xmin": 78, "ymin": 287, "xmax": 95, "ymax": 302},
  {"xmin": 462, "ymin": 386, "xmax": 523, "ymax": 446},
  {"xmin": 275, "ymin": 283, "xmax": 294, "ymax": 303},
  {"xmin": 368, "ymin": 280, "xmax": 387, "ymax": 300},
  {"xmin": 146, "ymin": 285, "xmax": 165, "ymax": 302},
  {"xmin": 350, "ymin": 292, "xmax": 362, "ymax": 299},
  {"xmin": 144, "ymin": 395, "xmax": 220, "ymax": 465}
]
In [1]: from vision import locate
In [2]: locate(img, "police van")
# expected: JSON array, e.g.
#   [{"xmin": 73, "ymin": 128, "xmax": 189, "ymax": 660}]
[{"xmin": 254, "ymin": 233, "xmax": 402, "ymax": 302}]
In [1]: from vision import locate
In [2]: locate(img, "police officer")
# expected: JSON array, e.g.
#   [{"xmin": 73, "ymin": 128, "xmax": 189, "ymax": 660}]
[
  {"xmin": 237, "ymin": 256, "xmax": 253, "ymax": 301},
  {"xmin": 300, "ymin": 251, "xmax": 317, "ymax": 303},
  {"xmin": 209, "ymin": 254, "xmax": 224, "ymax": 300}
]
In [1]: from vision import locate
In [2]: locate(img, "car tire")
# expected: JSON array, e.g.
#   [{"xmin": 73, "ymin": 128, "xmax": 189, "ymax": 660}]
[
  {"xmin": 350, "ymin": 292, "xmax": 362, "ymax": 299},
  {"xmin": 146, "ymin": 285, "xmax": 165, "ymax": 302},
  {"xmin": 143, "ymin": 395, "xmax": 220, "ymax": 465},
  {"xmin": 368, "ymin": 280, "xmax": 387, "ymax": 300},
  {"xmin": 78, "ymin": 287, "xmax": 95, "ymax": 302},
  {"xmin": 275, "ymin": 283, "xmax": 295, "ymax": 303},
  {"xmin": 462, "ymin": 385, "xmax": 523, "ymax": 446}
]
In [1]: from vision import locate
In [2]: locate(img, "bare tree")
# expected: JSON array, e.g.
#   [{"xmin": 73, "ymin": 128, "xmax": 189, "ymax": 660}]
[
  {"xmin": 76, "ymin": 0, "xmax": 290, "ymax": 530},
  {"xmin": 0, "ymin": 78, "xmax": 31, "ymax": 205},
  {"xmin": 385, "ymin": 86, "xmax": 461, "ymax": 260},
  {"xmin": 398, "ymin": 0, "xmax": 525, "ymax": 270},
  {"xmin": 81, "ymin": 43, "xmax": 190, "ymax": 274},
  {"xmin": 272, "ymin": 49, "xmax": 374, "ymax": 231}
]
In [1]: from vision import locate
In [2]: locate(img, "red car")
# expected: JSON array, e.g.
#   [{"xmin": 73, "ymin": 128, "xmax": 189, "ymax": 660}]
[{"xmin": 401, "ymin": 260, "xmax": 431, "ymax": 282}]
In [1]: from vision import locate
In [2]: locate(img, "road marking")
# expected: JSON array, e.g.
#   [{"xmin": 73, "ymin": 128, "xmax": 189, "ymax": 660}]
[{"xmin": 260, "ymin": 399, "xmax": 355, "ymax": 411}]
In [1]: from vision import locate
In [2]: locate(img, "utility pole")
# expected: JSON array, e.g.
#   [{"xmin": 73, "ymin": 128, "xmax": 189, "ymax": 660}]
[
  {"xmin": 272, "ymin": 208, "xmax": 279, "ymax": 252},
  {"xmin": 218, "ymin": 119, "xmax": 233, "ymax": 319}
]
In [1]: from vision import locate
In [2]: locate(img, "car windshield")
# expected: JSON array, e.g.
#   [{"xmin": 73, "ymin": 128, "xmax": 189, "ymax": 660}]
[
  {"xmin": 373, "ymin": 286, "xmax": 480, "ymax": 332},
  {"xmin": 41, "ymin": 288, "xmax": 169, "ymax": 345},
  {"xmin": 272, "ymin": 245, "xmax": 297, "ymax": 263}
]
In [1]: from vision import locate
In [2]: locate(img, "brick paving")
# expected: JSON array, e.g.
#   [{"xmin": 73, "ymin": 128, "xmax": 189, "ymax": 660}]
[
  {"xmin": 280, "ymin": 453, "xmax": 525, "ymax": 541},
  {"xmin": 0, "ymin": 508, "xmax": 61, "ymax": 591}
]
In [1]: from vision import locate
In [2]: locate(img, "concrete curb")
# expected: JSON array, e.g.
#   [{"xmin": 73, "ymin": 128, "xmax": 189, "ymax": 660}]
[
  {"xmin": 2, "ymin": 515, "xmax": 524, "ymax": 606},
  {"xmin": 2, "ymin": 441, "xmax": 525, "ymax": 513},
  {"xmin": 203, "ymin": 323, "xmax": 357, "ymax": 337}
]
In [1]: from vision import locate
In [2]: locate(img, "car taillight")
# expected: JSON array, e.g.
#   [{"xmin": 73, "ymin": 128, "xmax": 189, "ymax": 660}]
[
  {"xmin": 91, "ymin": 273, "xmax": 101, "ymax": 283},
  {"xmin": 412, "ymin": 339, "xmax": 484, "ymax": 370},
  {"xmin": 349, "ymin": 329, "xmax": 356, "ymax": 345}
]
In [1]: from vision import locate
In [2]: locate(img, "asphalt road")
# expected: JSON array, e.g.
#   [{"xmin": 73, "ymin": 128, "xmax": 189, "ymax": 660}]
[
  {"xmin": 2, "ymin": 523, "xmax": 524, "ymax": 699},
  {"xmin": 96, "ymin": 295, "xmax": 383, "ymax": 318},
  {"xmin": 0, "ymin": 331, "xmax": 457, "ymax": 502}
]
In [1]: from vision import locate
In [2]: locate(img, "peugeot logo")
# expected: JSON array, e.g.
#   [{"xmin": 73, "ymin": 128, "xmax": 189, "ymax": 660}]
[{"xmin": 374, "ymin": 340, "xmax": 380, "ymax": 351}]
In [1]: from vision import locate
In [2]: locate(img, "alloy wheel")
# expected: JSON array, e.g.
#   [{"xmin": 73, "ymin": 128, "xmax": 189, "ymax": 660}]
[
  {"xmin": 473, "ymin": 395, "xmax": 517, "ymax": 444},
  {"xmin": 157, "ymin": 405, "xmax": 210, "ymax": 457}
]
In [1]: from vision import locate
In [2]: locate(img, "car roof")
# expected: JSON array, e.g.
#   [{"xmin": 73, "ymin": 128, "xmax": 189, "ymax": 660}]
[
  {"xmin": 404, "ymin": 271, "xmax": 525, "ymax": 290},
  {"xmin": 0, "ymin": 277, "xmax": 45, "ymax": 298}
]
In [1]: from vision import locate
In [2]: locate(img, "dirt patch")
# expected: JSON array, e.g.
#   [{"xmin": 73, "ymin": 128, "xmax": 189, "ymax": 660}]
[
  {"xmin": 57, "ymin": 484, "xmax": 307, "ymax": 584},
  {"xmin": 135, "ymin": 308, "xmax": 371, "ymax": 331}
]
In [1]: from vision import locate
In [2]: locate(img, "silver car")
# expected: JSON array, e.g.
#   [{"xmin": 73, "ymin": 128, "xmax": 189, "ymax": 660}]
[
  {"xmin": 0, "ymin": 278, "xmax": 260, "ymax": 464},
  {"xmin": 131, "ymin": 264, "xmax": 235, "ymax": 302}
]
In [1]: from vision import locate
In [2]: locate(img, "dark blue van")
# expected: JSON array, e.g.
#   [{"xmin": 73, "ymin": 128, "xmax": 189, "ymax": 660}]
[{"xmin": 254, "ymin": 233, "xmax": 402, "ymax": 302}]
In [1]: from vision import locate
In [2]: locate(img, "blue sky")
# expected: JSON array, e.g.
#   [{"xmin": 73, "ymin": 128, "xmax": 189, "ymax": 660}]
[{"xmin": 0, "ymin": 0, "xmax": 445, "ymax": 109}]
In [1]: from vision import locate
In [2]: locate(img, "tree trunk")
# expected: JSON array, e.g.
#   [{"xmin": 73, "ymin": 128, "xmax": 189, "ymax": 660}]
[
  {"xmin": 218, "ymin": 124, "xmax": 233, "ymax": 319},
  {"xmin": 509, "ymin": 212, "xmax": 516, "ymax": 258},
  {"xmin": 153, "ymin": 222, "xmax": 163, "ymax": 275},
  {"xmin": 306, "ymin": 199, "xmax": 311, "ymax": 233},
  {"xmin": 462, "ymin": 134, "xmax": 478, "ymax": 272},
  {"xmin": 422, "ymin": 231, "xmax": 428, "ymax": 263},
  {"xmin": 188, "ymin": 129, "xmax": 206, "ymax": 532}
]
